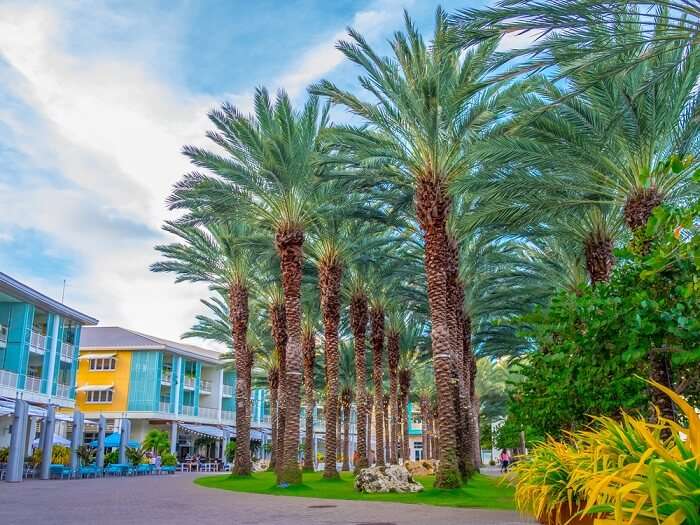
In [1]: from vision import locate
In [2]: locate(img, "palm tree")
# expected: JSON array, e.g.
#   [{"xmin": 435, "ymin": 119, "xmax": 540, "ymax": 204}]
[
  {"xmin": 347, "ymin": 271, "xmax": 369, "ymax": 470},
  {"xmin": 385, "ymin": 313, "xmax": 402, "ymax": 464},
  {"xmin": 142, "ymin": 430, "xmax": 170, "ymax": 455},
  {"xmin": 338, "ymin": 341, "xmax": 356, "ymax": 471},
  {"xmin": 369, "ymin": 297, "xmax": 386, "ymax": 466},
  {"xmin": 312, "ymin": 9, "xmax": 512, "ymax": 487},
  {"xmin": 451, "ymin": 2, "xmax": 700, "ymax": 92},
  {"xmin": 169, "ymin": 89, "xmax": 331, "ymax": 485},
  {"xmin": 263, "ymin": 286, "xmax": 287, "ymax": 473},
  {"xmin": 301, "ymin": 315, "xmax": 317, "ymax": 472},
  {"xmin": 151, "ymin": 222, "xmax": 258, "ymax": 475}
]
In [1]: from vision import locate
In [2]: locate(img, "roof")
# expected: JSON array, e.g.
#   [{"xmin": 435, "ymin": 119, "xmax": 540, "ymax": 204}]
[
  {"xmin": 0, "ymin": 272, "xmax": 98, "ymax": 325},
  {"xmin": 80, "ymin": 326, "xmax": 224, "ymax": 364}
]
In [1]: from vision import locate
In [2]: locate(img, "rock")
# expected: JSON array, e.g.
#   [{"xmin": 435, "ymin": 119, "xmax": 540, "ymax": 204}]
[
  {"xmin": 404, "ymin": 459, "xmax": 436, "ymax": 477},
  {"xmin": 252, "ymin": 459, "xmax": 269, "ymax": 472},
  {"xmin": 354, "ymin": 465, "xmax": 424, "ymax": 493}
]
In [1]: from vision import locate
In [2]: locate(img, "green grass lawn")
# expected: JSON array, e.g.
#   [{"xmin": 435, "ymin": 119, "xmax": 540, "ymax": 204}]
[{"xmin": 194, "ymin": 470, "xmax": 516, "ymax": 510}]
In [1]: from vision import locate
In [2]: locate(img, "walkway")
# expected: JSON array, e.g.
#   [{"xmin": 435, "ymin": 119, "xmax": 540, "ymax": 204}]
[{"xmin": 0, "ymin": 473, "xmax": 534, "ymax": 525}]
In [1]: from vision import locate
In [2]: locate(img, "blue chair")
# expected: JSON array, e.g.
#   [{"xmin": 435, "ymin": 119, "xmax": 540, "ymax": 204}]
[
  {"xmin": 105, "ymin": 463, "xmax": 129, "ymax": 476},
  {"xmin": 135, "ymin": 464, "xmax": 151, "ymax": 476},
  {"xmin": 79, "ymin": 465, "xmax": 99, "ymax": 478},
  {"xmin": 160, "ymin": 465, "xmax": 176, "ymax": 474},
  {"xmin": 49, "ymin": 464, "xmax": 72, "ymax": 479}
]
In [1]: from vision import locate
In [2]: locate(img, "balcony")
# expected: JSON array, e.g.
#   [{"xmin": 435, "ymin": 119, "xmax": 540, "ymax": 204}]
[
  {"xmin": 59, "ymin": 342, "xmax": 74, "ymax": 362},
  {"xmin": 200, "ymin": 380, "xmax": 212, "ymax": 394},
  {"xmin": 0, "ymin": 324, "xmax": 7, "ymax": 349},
  {"xmin": 56, "ymin": 383, "xmax": 72, "ymax": 399},
  {"xmin": 25, "ymin": 376, "xmax": 42, "ymax": 393},
  {"xmin": 181, "ymin": 405, "xmax": 195, "ymax": 416},
  {"xmin": 161, "ymin": 369, "xmax": 172, "ymax": 386},
  {"xmin": 159, "ymin": 401, "xmax": 171, "ymax": 413},
  {"xmin": 198, "ymin": 407, "xmax": 217, "ymax": 419},
  {"xmin": 221, "ymin": 410, "xmax": 235, "ymax": 421},
  {"xmin": 29, "ymin": 331, "xmax": 47, "ymax": 354},
  {"xmin": 222, "ymin": 384, "xmax": 234, "ymax": 397},
  {"xmin": 0, "ymin": 369, "xmax": 18, "ymax": 388},
  {"xmin": 183, "ymin": 376, "xmax": 196, "ymax": 390}
]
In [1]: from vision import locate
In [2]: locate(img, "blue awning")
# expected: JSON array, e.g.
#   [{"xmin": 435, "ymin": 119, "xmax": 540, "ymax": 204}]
[{"xmin": 89, "ymin": 432, "xmax": 139, "ymax": 448}]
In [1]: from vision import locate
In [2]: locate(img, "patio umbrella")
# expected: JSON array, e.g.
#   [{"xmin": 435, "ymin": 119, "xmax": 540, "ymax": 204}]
[
  {"xmin": 89, "ymin": 432, "xmax": 139, "ymax": 448},
  {"xmin": 33, "ymin": 434, "xmax": 71, "ymax": 447}
]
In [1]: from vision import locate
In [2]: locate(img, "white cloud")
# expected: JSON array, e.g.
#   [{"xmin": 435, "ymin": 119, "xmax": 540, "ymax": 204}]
[{"xmin": 0, "ymin": 0, "xmax": 404, "ymax": 347}]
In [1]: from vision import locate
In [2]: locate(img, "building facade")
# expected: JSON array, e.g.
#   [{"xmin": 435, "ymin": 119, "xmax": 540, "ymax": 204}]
[
  {"xmin": 75, "ymin": 326, "xmax": 271, "ymax": 457},
  {"xmin": 0, "ymin": 272, "xmax": 98, "ymax": 447}
]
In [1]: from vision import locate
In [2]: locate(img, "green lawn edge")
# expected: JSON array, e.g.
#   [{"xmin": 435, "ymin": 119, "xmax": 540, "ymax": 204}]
[{"xmin": 193, "ymin": 471, "xmax": 517, "ymax": 511}]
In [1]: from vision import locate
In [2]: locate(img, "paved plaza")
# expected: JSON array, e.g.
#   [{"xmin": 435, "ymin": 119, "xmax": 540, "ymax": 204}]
[{"xmin": 0, "ymin": 472, "xmax": 534, "ymax": 525}]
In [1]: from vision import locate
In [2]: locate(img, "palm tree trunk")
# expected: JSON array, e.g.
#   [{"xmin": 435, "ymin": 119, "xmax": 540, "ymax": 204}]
[
  {"xmin": 371, "ymin": 304, "xmax": 385, "ymax": 466},
  {"xmin": 349, "ymin": 292, "xmax": 369, "ymax": 471},
  {"xmin": 320, "ymin": 260, "xmax": 342, "ymax": 480},
  {"xmin": 420, "ymin": 399, "xmax": 430, "ymax": 460},
  {"xmin": 366, "ymin": 395, "xmax": 374, "ymax": 464},
  {"xmin": 267, "ymin": 372, "xmax": 279, "ymax": 471},
  {"xmin": 398, "ymin": 369, "xmax": 410, "ymax": 463},
  {"xmin": 382, "ymin": 393, "xmax": 390, "ymax": 463},
  {"xmin": 387, "ymin": 330, "xmax": 400, "ymax": 465},
  {"xmin": 275, "ymin": 228, "xmax": 305, "ymax": 485},
  {"xmin": 337, "ymin": 402, "xmax": 342, "ymax": 458},
  {"xmin": 230, "ymin": 283, "xmax": 252, "ymax": 475},
  {"xmin": 464, "ymin": 315, "xmax": 480, "ymax": 469},
  {"xmin": 584, "ymin": 235, "xmax": 614, "ymax": 285},
  {"xmin": 302, "ymin": 328, "xmax": 316, "ymax": 472},
  {"xmin": 269, "ymin": 302, "xmax": 287, "ymax": 475},
  {"xmin": 341, "ymin": 395, "xmax": 351, "ymax": 471},
  {"xmin": 415, "ymin": 178, "xmax": 461, "ymax": 488}
]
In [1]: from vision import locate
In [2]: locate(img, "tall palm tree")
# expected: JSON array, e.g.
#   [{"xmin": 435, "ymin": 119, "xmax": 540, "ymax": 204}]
[
  {"xmin": 385, "ymin": 313, "xmax": 402, "ymax": 464},
  {"xmin": 301, "ymin": 315, "xmax": 317, "ymax": 472},
  {"xmin": 338, "ymin": 341, "xmax": 356, "ymax": 472},
  {"xmin": 169, "ymin": 89, "xmax": 331, "ymax": 484},
  {"xmin": 151, "ymin": 222, "xmax": 259, "ymax": 475},
  {"xmin": 369, "ymin": 296, "xmax": 387, "ymax": 466},
  {"xmin": 312, "ymin": 9, "xmax": 512, "ymax": 487},
  {"xmin": 451, "ymin": 2, "xmax": 700, "ymax": 92}
]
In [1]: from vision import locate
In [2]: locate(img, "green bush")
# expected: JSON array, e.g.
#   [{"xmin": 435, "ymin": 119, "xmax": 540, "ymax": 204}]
[
  {"xmin": 104, "ymin": 450, "xmax": 119, "ymax": 465},
  {"xmin": 161, "ymin": 452, "xmax": 177, "ymax": 467},
  {"xmin": 125, "ymin": 447, "xmax": 146, "ymax": 466},
  {"xmin": 225, "ymin": 441, "xmax": 236, "ymax": 463},
  {"xmin": 0, "ymin": 447, "xmax": 9, "ymax": 462}
]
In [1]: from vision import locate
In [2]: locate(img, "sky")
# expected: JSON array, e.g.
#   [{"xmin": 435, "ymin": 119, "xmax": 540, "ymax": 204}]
[{"xmin": 0, "ymin": 0, "xmax": 530, "ymax": 348}]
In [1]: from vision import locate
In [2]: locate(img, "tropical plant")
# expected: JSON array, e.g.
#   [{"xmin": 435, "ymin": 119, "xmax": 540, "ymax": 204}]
[
  {"xmin": 125, "ymin": 447, "xmax": 146, "ymax": 467},
  {"xmin": 161, "ymin": 452, "xmax": 177, "ymax": 467},
  {"xmin": 77, "ymin": 444, "xmax": 96, "ymax": 467},
  {"xmin": 104, "ymin": 450, "xmax": 119, "ymax": 466},
  {"xmin": 142, "ymin": 429, "xmax": 170, "ymax": 455}
]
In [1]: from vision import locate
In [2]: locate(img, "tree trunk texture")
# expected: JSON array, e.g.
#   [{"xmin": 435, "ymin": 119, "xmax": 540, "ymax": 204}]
[
  {"xmin": 267, "ymin": 372, "xmax": 279, "ymax": 471},
  {"xmin": 465, "ymin": 317, "xmax": 480, "ymax": 469},
  {"xmin": 649, "ymin": 346, "xmax": 676, "ymax": 421},
  {"xmin": 370, "ymin": 304, "xmax": 386, "ymax": 466},
  {"xmin": 320, "ymin": 260, "xmax": 342, "ymax": 480},
  {"xmin": 383, "ymin": 394, "xmax": 390, "ymax": 462},
  {"xmin": 230, "ymin": 283, "xmax": 252, "ymax": 475},
  {"xmin": 420, "ymin": 398, "xmax": 430, "ymax": 461},
  {"xmin": 387, "ymin": 330, "xmax": 400, "ymax": 464},
  {"xmin": 415, "ymin": 178, "xmax": 461, "ymax": 488},
  {"xmin": 366, "ymin": 396, "xmax": 374, "ymax": 464},
  {"xmin": 399, "ymin": 369, "xmax": 410, "ymax": 463},
  {"xmin": 275, "ymin": 228, "xmax": 305, "ymax": 485},
  {"xmin": 302, "ymin": 328, "xmax": 316, "ymax": 472},
  {"xmin": 269, "ymin": 302, "xmax": 287, "ymax": 475},
  {"xmin": 350, "ymin": 292, "xmax": 369, "ymax": 471},
  {"xmin": 584, "ymin": 235, "xmax": 614, "ymax": 285},
  {"xmin": 341, "ymin": 392, "xmax": 351, "ymax": 471}
]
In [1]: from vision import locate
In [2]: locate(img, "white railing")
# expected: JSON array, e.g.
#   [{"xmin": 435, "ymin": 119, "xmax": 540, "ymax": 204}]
[
  {"xmin": 222, "ymin": 384, "xmax": 234, "ymax": 397},
  {"xmin": 221, "ymin": 410, "xmax": 235, "ymax": 421},
  {"xmin": 198, "ymin": 407, "xmax": 218, "ymax": 419},
  {"xmin": 0, "ymin": 324, "xmax": 7, "ymax": 348},
  {"xmin": 200, "ymin": 379, "xmax": 212, "ymax": 393},
  {"xmin": 0, "ymin": 369, "xmax": 18, "ymax": 388},
  {"xmin": 29, "ymin": 331, "xmax": 47, "ymax": 353},
  {"xmin": 56, "ymin": 383, "xmax": 72, "ymax": 399},
  {"xmin": 161, "ymin": 371, "xmax": 172, "ymax": 386},
  {"xmin": 25, "ymin": 376, "xmax": 42, "ymax": 393},
  {"xmin": 183, "ymin": 376, "xmax": 196, "ymax": 390},
  {"xmin": 159, "ymin": 402, "xmax": 171, "ymax": 413},
  {"xmin": 181, "ymin": 405, "xmax": 195, "ymax": 416},
  {"xmin": 59, "ymin": 342, "xmax": 74, "ymax": 362}
]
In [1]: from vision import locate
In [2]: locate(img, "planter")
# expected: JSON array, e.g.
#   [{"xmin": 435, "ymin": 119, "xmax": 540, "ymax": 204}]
[{"xmin": 538, "ymin": 502, "xmax": 596, "ymax": 525}]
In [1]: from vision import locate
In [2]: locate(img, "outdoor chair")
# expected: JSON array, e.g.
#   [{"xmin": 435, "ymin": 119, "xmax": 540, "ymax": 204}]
[
  {"xmin": 79, "ymin": 465, "xmax": 99, "ymax": 478},
  {"xmin": 135, "ymin": 464, "xmax": 151, "ymax": 475},
  {"xmin": 160, "ymin": 465, "xmax": 176, "ymax": 474},
  {"xmin": 105, "ymin": 463, "xmax": 129, "ymax": 476},
  {"xmin": 49, "ymin": 464, "xmax": 73, "ymax": 479}
]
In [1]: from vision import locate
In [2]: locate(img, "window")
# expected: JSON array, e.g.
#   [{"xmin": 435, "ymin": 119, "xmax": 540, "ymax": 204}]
[
  {"xmin": 85, "ymin": 390, "xmax": 113, "ymax": 403},
  {"xmin": 89, "ymin": 357, "xmax": 116, "ymax": 371}
]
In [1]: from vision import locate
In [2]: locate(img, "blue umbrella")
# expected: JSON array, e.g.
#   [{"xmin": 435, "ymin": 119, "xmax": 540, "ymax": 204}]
[{"xmin": 89, "ymin": 432, "xmax": 139, "ymax": 448}]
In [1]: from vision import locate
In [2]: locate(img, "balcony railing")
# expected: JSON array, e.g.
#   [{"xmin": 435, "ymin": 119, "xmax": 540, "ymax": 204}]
[
  {"xmin": 29, "ymin": 331, "xmax": 47, "ymax": 353},
  {"xmin": 59, "ymin": 342, "xmax": 74, "ymax": 362},
  {"xmin": 0, "ymin": 369, "xmax": 18, "ymax": 388},
  {"xmin": 56, "ymin": 383, "xmax": 72, "ymax": 399},
  {"xmin": 222, "ymin": 384, "xmax": 234, "ymax": 397},
  {"xmin": 0, "ymin": 324, "xmax": 7, "ymax": 348},
  {"xmin": 221, "ymin": 410, "xmax": 235, "ymax": 421},
  {"xmin": 198, "ymin": 407, "xmax": 217, "ymax": 419},
  {"xmin": 25, "ymin": 376, "xmax": 42, "ymax": 393},
  {"xmin": 159, "ymin": 402, "xmax": 171, "ymax": 413},
  {"xmin": 200, "ymin": 380, "xmax": 212, "ymax": 393},
  {"xmin": 181, "ymin": 405, "xmax": 195, "ymax": 416},
  {"xmin": 161, "ymin": 371, "xmax": 172, "ymax": 386},
  {"xmin": 183, "ymin": 376, "xmax": 196, "ymax": 390}
]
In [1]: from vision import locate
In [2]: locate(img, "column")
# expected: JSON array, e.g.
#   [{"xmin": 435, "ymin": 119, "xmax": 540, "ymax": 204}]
[
  {"xmin": 170, "ymin": 420, "xmax": 177, "ymax": 455},
  {"xmin": 118, "ymin": 418, "xmax": 129, "ymax": 464},
  {"xmin": 25, "ymin": 416, "xmax": 38, "ymax": 456},
  {"xmin": 70, "ymin": 410, "xmax": 84, "ymax": 473},
  {"xmin": 44, "ymin": 314, "xmax": 60, "ymax": 396},
  {"xmin": 217, "ymin": 369, "xmax": 223, "ymax": 422},
  {"xmin": 7, "ymin": 399, "xmax": 29, "ymax": 482},
  {"xmin": 96, "ymin": 415, "xmax": 106, "ymax": 469},
  {"xmin": 39, "ymin": 405, "xmax": 56, "ymax": 479}
]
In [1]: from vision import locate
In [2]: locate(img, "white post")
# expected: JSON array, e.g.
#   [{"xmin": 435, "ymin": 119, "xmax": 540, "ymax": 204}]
[
  {"xmin": 170, "ymin": 421, "xmax": 177, "ymax": 455},
  {"xmin": 70, "ymin": 410, "xmax": 84, "ymax": 473},
  {"xmin": 25, "ymin": 416, "xmax": 38, "ymax": 456},
  {"xmin": 7, "ymin": 399, "xmax": 29, "ymax": 482}
]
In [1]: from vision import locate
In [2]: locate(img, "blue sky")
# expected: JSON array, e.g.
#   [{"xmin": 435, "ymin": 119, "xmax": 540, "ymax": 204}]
[{"xmin": 0, "ymin": 0, "xmax": 509, "ymax": 344}]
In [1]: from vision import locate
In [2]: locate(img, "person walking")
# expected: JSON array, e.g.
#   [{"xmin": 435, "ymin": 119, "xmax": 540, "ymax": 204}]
[{"xmin": 499, "ymin": 449, "xmax": 511, "ymax": 473}]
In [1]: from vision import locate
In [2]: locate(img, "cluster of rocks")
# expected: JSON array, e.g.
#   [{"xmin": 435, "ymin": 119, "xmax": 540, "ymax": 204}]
[
  {"xmin": 252, "ymin": 459, "xmax": 269, "ymax": 472},
  {"xmin": 354, "ymin": 465, "xmax": 424, "ymax": 493},
  {"xmin": 403, "ymin": 459, "xmax": 437, "ymax": 477}
]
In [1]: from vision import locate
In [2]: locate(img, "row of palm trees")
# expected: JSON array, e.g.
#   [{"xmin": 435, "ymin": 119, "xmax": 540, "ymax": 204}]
[{"xmin": 153, "ymin": 3, "xmax": 699, "ymax": 488}]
